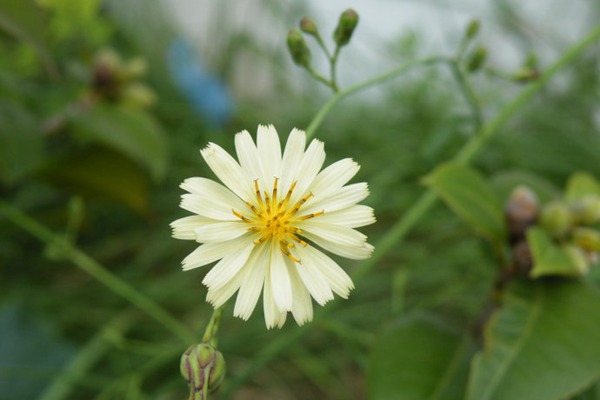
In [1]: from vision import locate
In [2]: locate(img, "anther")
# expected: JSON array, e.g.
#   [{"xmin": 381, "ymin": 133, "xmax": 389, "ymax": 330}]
[{"xmin": 232, "ymin": 209, "xmax": 251, "ymax": 222}]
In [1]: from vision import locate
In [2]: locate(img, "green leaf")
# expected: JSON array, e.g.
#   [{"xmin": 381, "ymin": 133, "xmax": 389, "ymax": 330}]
[
  {"xmin": 467, "ymin": 281, "xmax": 600, "ymax": 400},
  {"xmin": 69, "ymin": 104, "xmax": 168, "ymax": 181},
  {"xmin": 41, "ymin": 147, "xmax": 150, "ymax": 214},
  {"xmin": 527, "ymin": 227, "xmax": 585, "ymax": 278},
  {"xmin": 368, "ymin": 318, "xmax": 472, "ymax": 400},
  {"xmin": 565, "ymin": 172, "xmax": 600, "ymax": 202},
  {"xmin": 424, "ymin": 163, "xmax": 506, "ymax": 242}
]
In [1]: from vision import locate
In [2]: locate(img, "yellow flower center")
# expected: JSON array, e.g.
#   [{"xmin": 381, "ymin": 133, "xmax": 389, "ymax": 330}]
[{"xmin": 233, "ymin": 178, "xmax": 323, "ymax": 262}]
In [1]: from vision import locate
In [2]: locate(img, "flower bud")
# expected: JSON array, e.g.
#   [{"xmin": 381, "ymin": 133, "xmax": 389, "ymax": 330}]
[
  {"xmin": 505, "ymin": 186, "xmax": 539, "ymax": 242},
  {"xmin": 333, "ymin": 8, "xmax": 359, "ymax": 47},
  {"xmin": 572, "ymin": 227, "xmax": 600, "ymax": 252},
  {"xmin": 512, "ymin": 67, "xmax": 540, "ymax": 83},
  {"xmin": 540, "ymin": 201, "xmax": 573, "ymax": 238},
  {"xmin": 121, "ymin": 83, "xmax": 157, "ymax": 108},
  {"xmin": 287, "ymin": 29, "xmax": 311, "ymax": 68},
  {"xmin": 465, "ymin": 20, "xmax": 480, "ymax": 39},
  {"xmin": 467, "ymin": 46, "xmax": 487, "ymax": 72},
  {"xmin": 180, "ymin": 343, "xmax": 226, "ymax": 396},
  {"xmin": 121, "ymin": 57, "xmax": 148, "ymax": 80},
  {"xmin": 571, "ymin": 195, "xmax": 600, "ymax": 225},
  {"xmin": 299, "ymin": 17, "xmax": 319, "ymax": 36}
]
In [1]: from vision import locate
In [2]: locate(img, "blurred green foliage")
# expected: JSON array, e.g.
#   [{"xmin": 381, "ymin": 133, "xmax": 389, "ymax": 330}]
[{"xmin": 1, "ymin": 0, "xmax": 600, "ymax": 399}]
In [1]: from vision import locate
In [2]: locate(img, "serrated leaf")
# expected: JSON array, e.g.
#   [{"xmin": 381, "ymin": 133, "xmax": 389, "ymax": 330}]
[
  {"xmin": 424, "ymin": 163, "xmax": 506, "ymax": 242},
  {"xmin": 467, "ymin": 281, "xmax": 600, "ymax": 400},
  {"xmin": 42, "ymin": 147, "xmax": 150, "ymax": 214},
  {"xmin": 527, "ymin": 227, "xmax": 585, "ymax": 278},
  {"xmin": 69, "ymin": 104, "xmax": 168, "ymax": 181},
  {"xmin": 565, "ymin": 172, "xmax": 600, "ymax": 202},
  {"xmin": 368, "ymin": 318, "xmax": 472, "ymax": 400}
]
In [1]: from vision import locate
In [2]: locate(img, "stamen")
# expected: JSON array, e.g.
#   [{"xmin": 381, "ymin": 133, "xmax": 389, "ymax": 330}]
[
  {"xmin": 298, "ymin": 210, "xmax": 325, "ymax": 220},
  {"xmin": 254, "ymin": 180, "xmax": 264, "ymax": 207},
  {"xmin": 289, "ymin": 193, "xmax": 313, "ymax": 215},
  {"xmin": 272, "ymin": 177, "xmax": 279, "ymax": 202},
  {"xmin": 279, "ymin": 244, "xmax": 300, "ymax": 263},
  {"xmin": 245, "ymin": 201, "xmax": 261, "ymax": 216},
  {"xmin": 264, "ymin": 190, "xmax": 271, "ymax": 213},
  {"xmin": 253, "ymin": 235, "xmax": 268, "ymax": 245},
  {"xmin": 232, "ymin": 209, "xmax": 251, "ymax": 222}
]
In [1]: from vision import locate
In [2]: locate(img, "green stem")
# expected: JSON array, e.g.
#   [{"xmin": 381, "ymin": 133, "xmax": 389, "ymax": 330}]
[
  {"xmin": 202, "ymin": 306, "xmax": 223, "ymax": 347},
  {"xmin": 305, "ymin": 65, "xmax": 335, "ymax": 91},
  {"xmin": 305, "ymin": 55, "xmax": 447, "ymax": 139},
  {"xmin": 0, "ymin": 201, "xmax": 196, "ymax": 344},
  {"xmin": 223, "ymin": 22, "xmax": 600, "ymax": 396},
  {"xmin": 447, "ymin": 59, "xmax": 484, "ymax": 130},
  {"xmin": 39, "ymin": 311, "xmax": 137, "ymax": 400}
]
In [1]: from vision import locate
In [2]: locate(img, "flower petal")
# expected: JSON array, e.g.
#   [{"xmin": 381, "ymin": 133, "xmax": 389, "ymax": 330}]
[
  {"xmin": 171, "ymin": 215, "xmax": 214, "ymax": 240},
  {"xmin": 288, "ymin": 262, "xmax": 313, "ymax": 325},
  {"xmin": 206, "ymin": 270, "xmax": 245, "ymax": 308},
  {"xmin": 194, "ymin": 221, "xmax": 247, "ymax": 242},
  {"xmin": 309, "ymin": 158, "xmax": 360, "ymax": 199},
  {"xmin": 269, "ymin": 246, "xmax": 293, "ymax": 312},
  {"xmin": 296, "ymin": 245, "xmax": 354, "ymax": 298},
  {"xmin": 297, "ymin": 222, "xmax": 367, "ymax": 247},
  {"xmin": 303, "ymin": 232, "xmax": 374, "ymax": 260},
  {"xmin": 202, "ymin": 242, "xmax": 254, "ymax": 290},
  {"xmin": 235, "ymin": 130, "xmax": 263, "ymax": 182},
  {"xmin": 295, "ymin": 253, "xmax": 334, "ymax": 306},
  {"xmin": 263, "ymin": 269, "xmax": 287, "ymax": 329},
  {"xmin": 201, "ymin": 143, "xmax": 253, "ymax": 201},
  {"xmin": 310, "ymin": 205, "xmax": 376, "ymax": 228},
  {"xmin": 291, "ymin": 139, "xmax": 325, "ymax": 204},
  {"xmin": 301, "ymin": 182, "xmax": 369, "ymax": 216},
  {"xmin": 180, "ymin": 177, "xmax": 248, "ymax": 220},
  {"xmin": 233, "ymin": 244, "xmax": 268, "ymax": 320},
  {"xmin": 257, "ymin": 124, "xmax": 282, "ymax": 181},
  {"xmin": 182, "ymin": 239, "xmax": 246, "ymax": 271},
  {"xmin": 280, "ymin": 128, "xmax": 306, "ymax": 196}
]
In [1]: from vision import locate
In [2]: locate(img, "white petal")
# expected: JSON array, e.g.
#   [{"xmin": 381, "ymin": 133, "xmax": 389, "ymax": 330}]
[
  {"xmin": 269, "ymin": 246, "xmax": 293, "ymax": 312},
  {"xmin": 288, "ymin": 262, "xmax": 313, "ymax": 325},
  {"xmin": 202, "ymin": 242, "xmax": 254, "ymax": 290},
  {"xmin": 301, "ymin": 182, "xmax": 369, "ymax": 215},
  {"xmin": 233, "ymin": 244, "xmax": 268, "ymax": 320},
  {"xmin": 263, "ymin": 269, "xmax": 287, "ymax": 329},
  {"xmin": 171, "ymin": 215, "xmax": 214, "ymax": 240},
  {"xmin": 235, "ymin": 130, "xmax": 263, "ymax": 182},
  {"xmin": 182, "ymin": 239, "xmax": 245, "ymax": 271},
  {"xmin": 180, "ymin": 194, "xmax": 238, "ymax": 221},
  {"xmin": 290, "ymin": 139, "xmax": 325, "ymax": 205},
  {"xmin": 280, "ymin": 128, "xmax": 306, "ymax": 197},
  {"xmin": 206, "ymin": 269, "xmax": 245, "ymax": 308},
  {"xmin": 303, "ymin": 232, "xmax": 374, "ymax": 260},
  {"xmin": 297, "ymin": 222, "xmax": 367, "ymax": 247},
  {"xmin": 295, "ymin": 252, "xmax": 334, "ymax": 306},
  {"xmin": 257, "ymin": 124, "xmax": 282, "ymax": 181},
  {"xmin": 201, "ymin": 143, "xmax": 253, "ymax": 201},
  {"xmin": 194, "ymin": 222, "xmax": 247, "ymax": 242},
  {"xmin": 309, "ymin": 158, "xmax": 360, "ymax": 200},
  {"xmin": 297, "ymin": 245, "xmax": 354, "ymax": 298},
  {"xmin": 309, "ymin": 205, "xmax": 376, "ymax": 228}
]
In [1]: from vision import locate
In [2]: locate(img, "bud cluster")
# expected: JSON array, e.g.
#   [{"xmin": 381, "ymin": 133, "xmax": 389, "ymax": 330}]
[{"xmin": 91, "ymin": 48, "xmax": 156, "ymax": 108}]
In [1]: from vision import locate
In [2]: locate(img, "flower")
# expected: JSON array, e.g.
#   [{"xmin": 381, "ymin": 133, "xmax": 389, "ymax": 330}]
[{"xmin": 171, "ymin": 125, "xmax": 375, "ymax": 328}]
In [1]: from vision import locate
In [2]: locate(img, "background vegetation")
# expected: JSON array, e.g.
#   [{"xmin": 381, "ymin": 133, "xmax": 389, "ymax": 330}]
[{"xmin": 1, "ymin": 0, "xmax": 600, "ymax": 399}]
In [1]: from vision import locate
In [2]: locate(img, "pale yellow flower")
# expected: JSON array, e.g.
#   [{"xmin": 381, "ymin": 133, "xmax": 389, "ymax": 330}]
[{"xmin": 171, "ymin": 125, "xmax": 374, "ymax": 328}]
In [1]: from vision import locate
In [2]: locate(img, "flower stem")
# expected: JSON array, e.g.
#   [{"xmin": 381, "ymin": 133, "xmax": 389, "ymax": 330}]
[
  {"xmin": 0, "ymin": 200, "xmax": 196, "ymax": 344},
  {"xmin": 202, "ymin": 306, "xmax": 224, "ymax": 346},
  {"xmin": 223, "ymin": 22, "xmax": 600, "ymax": 397},
  {"xmin": 447, "ymin": 59, "xmax": 483, "ymax": 131}
]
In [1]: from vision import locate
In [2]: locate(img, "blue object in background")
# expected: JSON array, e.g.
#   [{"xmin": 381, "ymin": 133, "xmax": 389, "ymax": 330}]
[{"xmin": 167, "ymin": 37, "xmax": 234, "ymax": 129}]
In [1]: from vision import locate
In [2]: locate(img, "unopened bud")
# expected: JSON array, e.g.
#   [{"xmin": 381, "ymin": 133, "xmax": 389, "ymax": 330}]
[
  {"xmin": 299, "ymin": 17, "xmax": 319, "ymax": 36},
  {"xmin": 181, "ymin": 343, "xmax": 226, "ymax": 396},
  {"xmin": 506, "ymin": 186, "xmax": 539, "ymax": 242},
  {"xmin": 513, "ymin": 67, "xmax": 540, "ymax": 83},
  {"xmin": 572, "ymin": 227, "xmax": 600, "ymax": 252},
  {"xmin": 333, "ymin": 8, "xmax": 359, "ymax": 47},
  {"xmin": 467, "ymin": 46, "xmax": 487, "ymax": 72},
  {"xmin": 540, "ymin": 201, "xmax": 573, "ymax": 238},
  {"xmin": 287, "ymin": 29, "xmax": 311, "ymax": 67},
  {"xmin": 121, "ymin": 83, "xmax": 157, "ymax": 108},
  {"xmin": 571, "ymin": 195, "xmax": 600, "ymax": 225},
  {"xmin": 465, "ymin": 20, "xmax": 480, "ymax": 39}
]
